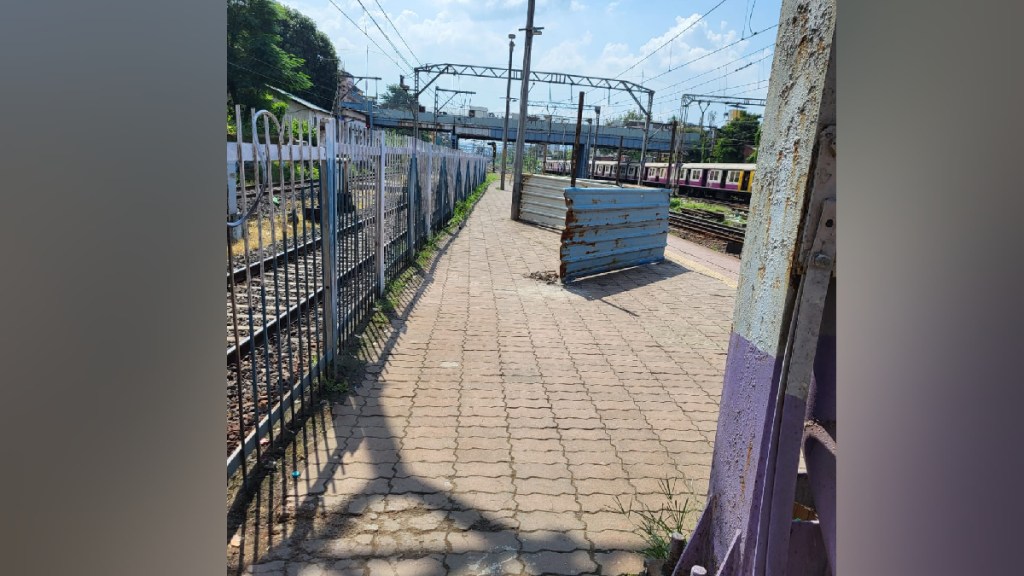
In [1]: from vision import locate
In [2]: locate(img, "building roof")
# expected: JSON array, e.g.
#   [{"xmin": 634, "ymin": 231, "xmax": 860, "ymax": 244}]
[{"xmin": 267, "ymin": 86, "xmax": 331, "ymax": 115}]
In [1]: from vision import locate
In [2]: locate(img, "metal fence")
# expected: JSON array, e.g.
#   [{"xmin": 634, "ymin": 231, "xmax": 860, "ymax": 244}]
[{"xmin": 226, "ymin": 107, "xmax": 489, "ymax": 483}]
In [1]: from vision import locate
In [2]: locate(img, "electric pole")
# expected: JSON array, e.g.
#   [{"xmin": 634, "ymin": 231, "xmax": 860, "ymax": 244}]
[
  {"xmin": 511, "ymin": 0, "xmax": 542, "ymax": 221},
  {"xmin": 500, "ymin": 33, "xmax": 516, "ymax": 190}
]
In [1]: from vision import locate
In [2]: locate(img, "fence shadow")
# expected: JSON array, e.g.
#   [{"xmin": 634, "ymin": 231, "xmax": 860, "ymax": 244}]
[{"xmin": 230, "ymin": 190, "xmax": 605, "ymax": 575}]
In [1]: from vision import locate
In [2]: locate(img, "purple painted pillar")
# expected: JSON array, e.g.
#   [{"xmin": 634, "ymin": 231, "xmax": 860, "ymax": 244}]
[{"xmin": 670, "ymin": 1, "xmax": 836, "ymax": 575}]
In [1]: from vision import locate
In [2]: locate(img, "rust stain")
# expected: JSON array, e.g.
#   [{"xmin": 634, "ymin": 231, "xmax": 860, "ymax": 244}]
[{"xmin": 740, "ymin": 439, "xmax": 753, "ymax": 495}]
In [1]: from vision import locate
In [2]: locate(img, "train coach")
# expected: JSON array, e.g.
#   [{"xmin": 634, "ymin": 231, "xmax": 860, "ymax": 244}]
[
  {"xmin": 542, "ymin": 158, "xmax": 571, "ymax": 176},
  {"xmin": 542, "ymin": 158, "xmax": 756, "ymax": 202},
  {"xmin": 675, "ymin": 163, "xmax": 756, "ymax": 202}
]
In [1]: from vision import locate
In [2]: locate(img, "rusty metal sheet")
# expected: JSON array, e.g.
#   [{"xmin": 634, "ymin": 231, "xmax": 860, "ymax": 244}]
[
  {"xmin": 518, "ymin": 174, "xmax": 625, "ymax": 230},
  {"xmin": 559, "ymin": 187, "xmax": 669, "ymax": 282}
]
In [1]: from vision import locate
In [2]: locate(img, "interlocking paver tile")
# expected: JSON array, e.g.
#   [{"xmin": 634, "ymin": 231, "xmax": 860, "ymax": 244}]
[
  {"xmin": 521, "ymin": 550, "xmax": 598, "ymax": 575},
  {"xmin": 239, "ymin": 182, "xmax": 735, "ymax": 576}
]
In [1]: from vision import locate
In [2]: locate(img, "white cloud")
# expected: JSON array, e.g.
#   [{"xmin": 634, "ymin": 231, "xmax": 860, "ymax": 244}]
[
  {"xmin": 536, "ymin": 31, "xmax": 593, "ymax": 71},
  {"xmin": 270, "ymin": 0, "xmax": 775, "ymax": 121}
]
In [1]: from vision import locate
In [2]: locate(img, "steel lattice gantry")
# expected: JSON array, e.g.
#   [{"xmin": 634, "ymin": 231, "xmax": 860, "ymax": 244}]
[{"xmin": 408, "ymin": 63, "xmax": 656, "ymax": 183}]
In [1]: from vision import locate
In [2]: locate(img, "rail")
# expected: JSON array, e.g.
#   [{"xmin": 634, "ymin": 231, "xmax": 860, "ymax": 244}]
[{"xmin": 668, "ymin": 211, "xmax": 746, "ymax": 245}]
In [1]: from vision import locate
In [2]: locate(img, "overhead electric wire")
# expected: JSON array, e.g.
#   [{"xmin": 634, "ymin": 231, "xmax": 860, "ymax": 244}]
[
  {"xmin": 327, "ymin": 0, "xmax": 437, "ymax": 103},
  {"xmin": 649, "ymin": 52, "xmax": 775, "ymax": 106},
  {"xmin": 354, "ymin": 0, "xmax": 415, "ymax": 71},
  {"xmin": 327, "ymin": 0, "xmax": 409, "ymax": 74},
  {"xmin": 374, "ymin": 0, "xmax": 421, "ymax": 66},
  {"xmin": 637, "ymin": 24, "xmax": 777, "ymax": 86},
  {"xmin": 593, "ymin": 0, "xmax": 730, "ymax": 94},
  {"xmin": 650, "ymin": 43, "xmax": 775, "ymax": 97},
  {"xmin": 598, "ymin": 45, "xmax": 774, "ymax": 112},
  {"xmin": 603, "ymin": 23, "xmax": 779, "ymax": 114}
]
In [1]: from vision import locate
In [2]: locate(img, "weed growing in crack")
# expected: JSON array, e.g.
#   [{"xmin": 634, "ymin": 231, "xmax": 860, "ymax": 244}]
[{"xmin": 614, "ymin": 477, "xmax": 694, "ymax": 561}]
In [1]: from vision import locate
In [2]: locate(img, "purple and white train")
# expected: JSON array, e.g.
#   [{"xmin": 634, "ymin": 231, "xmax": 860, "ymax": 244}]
[{"xmin": 543, "ymin": 158, "xmax": 756, "ymax": 202}]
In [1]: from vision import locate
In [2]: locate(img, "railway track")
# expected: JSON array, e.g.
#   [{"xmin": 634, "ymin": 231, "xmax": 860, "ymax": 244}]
[
  {"xmin": 226, "ymin": 208, "xmax": 392, "ymax": 362},
  {"xmin": 668, "ymin": 211, "xmax": 746, "ymax": 246},
  {"xmin": 226, "ymin": 194, "xmax": 416, "ymax": 453}
]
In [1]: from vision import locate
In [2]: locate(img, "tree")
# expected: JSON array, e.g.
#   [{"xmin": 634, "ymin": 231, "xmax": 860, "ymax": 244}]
[
  {"xmin": 709, "ymin": 110, "xmax": 761, "ymax": 163},
  {"xmin": 227, "ymin": 0, "xmax": 311, "ymax": 118},
  {"xmin": 746, "ymin": 124, "xmax": 762, "ymax": 162},
  {"xmin": 607, "ymin": 109, "xmax": 645, "ymax": 127},
  {"xmin": 378, "ymin": 84, "xmax": 419, "ymax": 111},
  {"xmin": 277, "ymin": 6, "xmax": 340, "ymax": 111}
]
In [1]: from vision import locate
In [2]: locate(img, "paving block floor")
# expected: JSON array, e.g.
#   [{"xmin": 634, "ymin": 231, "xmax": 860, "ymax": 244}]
[{"xmin": 243, "ymin": 182, "xmax": 737, "ymax": 576}]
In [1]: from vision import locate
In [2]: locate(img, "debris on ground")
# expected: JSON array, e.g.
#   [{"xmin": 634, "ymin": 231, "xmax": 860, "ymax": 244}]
[{"xmin": 524, "ymin": 270, "xmax": 560, "ymax": 284}]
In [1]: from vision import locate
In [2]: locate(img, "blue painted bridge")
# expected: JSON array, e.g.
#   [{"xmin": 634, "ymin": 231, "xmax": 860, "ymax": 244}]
[{"xmin": 351, "ymin": 106, "xmax": 699, "ymax": 152}]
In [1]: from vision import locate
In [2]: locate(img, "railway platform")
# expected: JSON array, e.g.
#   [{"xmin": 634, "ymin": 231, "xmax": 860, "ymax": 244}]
[{"xmin": 238, "ymin": 181, "xmax": 738, "ymax": 576}]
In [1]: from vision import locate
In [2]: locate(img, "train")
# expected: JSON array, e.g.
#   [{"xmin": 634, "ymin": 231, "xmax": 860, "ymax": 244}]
[{"xmin": 541, "ymin": 158, "xmax": 756, "ymax": 202}]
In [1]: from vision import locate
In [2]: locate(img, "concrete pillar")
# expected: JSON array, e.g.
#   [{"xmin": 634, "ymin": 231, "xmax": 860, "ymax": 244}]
[{"xmin": 672, "ymin": 1, "xmax": 837, "ymax": 575}]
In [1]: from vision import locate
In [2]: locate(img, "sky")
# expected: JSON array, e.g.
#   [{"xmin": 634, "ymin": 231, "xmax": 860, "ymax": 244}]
[{"xmin": 275, "ymin": 0, "xmax": 784, "ymax": 127}]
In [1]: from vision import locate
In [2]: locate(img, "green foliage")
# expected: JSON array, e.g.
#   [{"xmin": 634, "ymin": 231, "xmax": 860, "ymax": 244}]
[
  {"xmin": 710, "ymin": 110, "xmax": 761, "ymax": 163},
  {"xmin": 227, "ymin": 0, "xmax": 312, "ymax": 118},
  {"xmin": 321, "ymin": 369, "xmax": 350, "ymax": 396},
  {"xmin": 746, "ymin": 124, "xmax": 762, "ymax": 163},
  {"xmin": 670, "ymin": 198, "xmax": 730, "ymax": 214},
  {"xmin": 612, "ymin": 109, "xmax": 646, "ymax": 125},
  {"xmin": 228, "ymin": 0, "xmax": 341, "ymax": 139},
  {"xmin": 615, "ymin": 478, "xmax": 693, "ymax": 560},
  {"xmin": 378, "ymin": 84, "xmax": 419, "ymax": 111},
  {"xmin": 669, "ymin": 198, "xmax": 747, "ymax": 227},
  {"xmin": 277, "ymin": 5, "xmax": 340, "ymax": 111}
]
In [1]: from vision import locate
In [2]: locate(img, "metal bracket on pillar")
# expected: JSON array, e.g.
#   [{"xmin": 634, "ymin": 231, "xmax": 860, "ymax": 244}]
[{"xmin": 758, "ymin": 195, "xmax": 836, "ymax": 576}]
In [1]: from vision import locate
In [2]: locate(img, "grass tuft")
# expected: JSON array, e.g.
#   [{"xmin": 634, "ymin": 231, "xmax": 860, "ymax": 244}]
[{"xmin": 614, "ymin": 477, "xmax": 695, "ymax": 560}]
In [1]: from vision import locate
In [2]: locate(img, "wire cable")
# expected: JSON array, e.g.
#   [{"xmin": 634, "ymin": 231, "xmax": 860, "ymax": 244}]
[
  {"xmin": 597, "ymin": 0, "xmax": 729, "ymax": 89},
  {"xmin": 354, "ymin": 0, "xmax": 415, "ymax": 71},
  {"xmin": 373, "ymin": 0, "xmax": 422, "ymax": 66}
]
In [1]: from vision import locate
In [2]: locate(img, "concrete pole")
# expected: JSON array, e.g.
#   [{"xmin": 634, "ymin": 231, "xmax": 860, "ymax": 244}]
[
  {"xmin": 697, "ymin": 101, "xmax": 710, "ymax": 162},
  {"xmin": 666, "ymin": 119, "xmax": 678, "ymax": 191},
  {"xmin": 542, "ymin": 114, "xmax": 550, "ymax": 171},
  {"xmin": 500, "ymin": 34, "xmax": 515, "ymax": 190},
  {"xmin": 586, "ymin": 118, "xmax": 594, "ymax": 179},
  {"xmin": 412, "ymin": 74, "xmax": 419, "ymax": 157},
  {"xmin": 570, "ymin": 91, "xmax": 584, "ymax": 188},
  {"xmin": 590, "ymin": 106, "xmax": 601, "ymax": 178},
  {"xmin": 680, "ymin": 103, "xmax": 689, "ymax": 166},
  {"xmin": 615, "ymin": 135, "xmax": 623, "ymax": 186},
  {"xmin": 637, "ymin": 91, "xmax": 653, "ymax": 185},
  {"xmin": 510, "ymin": 0, "xmax": 538, "ymax": 220}
]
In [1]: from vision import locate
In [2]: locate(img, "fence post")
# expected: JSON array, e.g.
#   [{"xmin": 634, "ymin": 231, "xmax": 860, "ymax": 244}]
[
  {"xmin": 376, "ymin": 132, "xmax": 386, "ymax": 297},
  {"xmin": 455, "ymin": 161, "xmax": 462, "ymax": 206},
  {"xmin": 407, "ymin": 152, "xmax": 417, "ymax": 263},
  {"xmin": 322, "ymin": 118, "xmax": 338, "ymax": 373},
  {"xmin": 426, "ymin": 150, "xmax": 434, "ymax": 236},
  {"xmin": 227, "ymin": 160, "xmax": 241, "ymax": 241}
]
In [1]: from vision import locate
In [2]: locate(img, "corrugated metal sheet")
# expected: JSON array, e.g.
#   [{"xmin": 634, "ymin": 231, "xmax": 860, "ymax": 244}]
[
  {"xmin": 559, "ymin": 187, "xmax": 670, "ymax": 282},
  {"xmin": 517, "ymin": 174, "xmax": 623, "ymax": 230}
]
